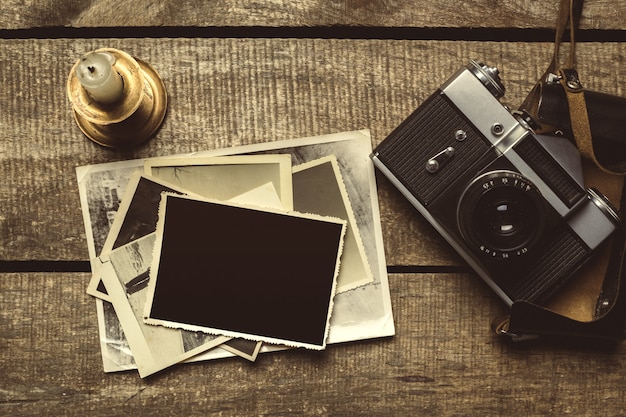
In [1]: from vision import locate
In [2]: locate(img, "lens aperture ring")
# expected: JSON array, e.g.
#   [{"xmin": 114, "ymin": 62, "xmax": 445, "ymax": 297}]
[{"xmin": 457, "ymin": 170, "xmax": 546, "ymax": 260}]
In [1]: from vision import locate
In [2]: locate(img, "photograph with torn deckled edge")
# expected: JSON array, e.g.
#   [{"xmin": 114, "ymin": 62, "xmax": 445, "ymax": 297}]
[
  {"xmin": 90, "ymin": 172, "xmax": 277, "ymax": 365},
  {"xmin": 220, "ymin": 338, "xmax": 263, "ymax": 362},
  {"xmin": 142, "ymin": 155, "xmax": 294, "ymax": 359},
  {"xmin": 292, "ymin": 155, "xmax": 374, "ymax": 293},
  {"xmin": 77, "ymin": 159, "xmax": 144, "ymax": 302},
  {"xmin": 86, "ymin": 171, "xmax": 196, "ymax": 300},
  {"xmin": 144, "ymin": 193, "xmax": 346, "ymax": 350},
  {"xmin": 201, "ymin": 130, "xmax": 395, "ymax": 345},
  {"xmin": 87, "ymin": 155, "xmax": 293, "ymax": 300},
  {"xmin": 143, "ymin": 154, "xmax": 294, "ymax": 211},
  {"xmin": 96, "ymin": 296, "xmax": 136, "ymax": 372},
  {"xmin": 76, "ymin": 130, "xmax": 394, "ymax": 372},
  {"xmin": 97, "ymin": 233, "xmax": 231, "ymax": 378}
]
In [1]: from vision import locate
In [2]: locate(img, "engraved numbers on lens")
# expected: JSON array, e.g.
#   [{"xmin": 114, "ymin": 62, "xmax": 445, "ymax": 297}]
[{"xmin": 457, "ymin": 170, "xmax": 546, "ymax": 260}]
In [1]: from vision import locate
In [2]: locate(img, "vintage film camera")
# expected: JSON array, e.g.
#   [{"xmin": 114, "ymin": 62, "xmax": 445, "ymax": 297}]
[{"xmin": 372, "ymin": 60, "xmax": 621, "ymax": 307}]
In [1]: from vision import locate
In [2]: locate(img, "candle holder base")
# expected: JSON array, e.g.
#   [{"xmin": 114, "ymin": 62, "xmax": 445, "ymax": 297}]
[{"xmin": 67, "ymin": 48, "xmax": 167, "ymax": 148}]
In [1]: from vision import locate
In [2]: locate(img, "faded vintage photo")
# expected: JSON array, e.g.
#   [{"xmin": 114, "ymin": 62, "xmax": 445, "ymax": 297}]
[
  {"xmin": 293, "ymin": 155, "xmax": 374, "ymax": 293},
  {"xmin": 76, "ymin": 130, "xmax": 395, "ymax": 373},
  {"xmin": 87, "ymin": 172, "xmax": 195, "ymax": 299},
  {"xmin": 99, "ymin": 233, "xmax": 231, "ymax": 378},
  {"xmin": 201, "ymin": 130, "xmax": 395, "ymax": 344},
  {"xmin": 144, "ymin": 193, "xmax": 346, "ymax": 350},
  {"xmin": 144, "ymin": 154, "xmax": 294, "ymax": 210}
]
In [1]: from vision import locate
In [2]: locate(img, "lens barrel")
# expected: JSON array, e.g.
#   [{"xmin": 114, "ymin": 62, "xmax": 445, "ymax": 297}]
[{"xmin": 457, "ymin": 170, "xmax": 546, "ymax": 259}]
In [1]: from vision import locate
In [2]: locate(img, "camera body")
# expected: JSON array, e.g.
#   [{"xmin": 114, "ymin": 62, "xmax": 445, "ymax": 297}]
[{"xmin": 372, "ymin": 61, "xmax": 621, "ymax": 306}]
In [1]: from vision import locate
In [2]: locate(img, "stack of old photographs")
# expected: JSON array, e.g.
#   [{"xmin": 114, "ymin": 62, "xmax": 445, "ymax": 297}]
[{"xmin": 77, "ymin": 130, "xmax": 395, "ymax": 378}]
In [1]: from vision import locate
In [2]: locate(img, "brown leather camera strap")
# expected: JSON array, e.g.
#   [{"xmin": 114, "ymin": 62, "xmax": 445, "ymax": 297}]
[
  {"xmin": 522, "ymin": 0, "xmax": 625, "ymax": 175},
  {"xmin": 552, "ymin": 0, "xmax": 582, "ymax": 69},
  {"xmin": 550, "ymin": 0, "xmax": 592, "ymax": 165},
  {"xmin": 557, "ymin": 69, "xmax": 599, "ymax": 173},
  {"xmin": 520, "ymin": 0, "xmax": 583, "ymax": 114}
]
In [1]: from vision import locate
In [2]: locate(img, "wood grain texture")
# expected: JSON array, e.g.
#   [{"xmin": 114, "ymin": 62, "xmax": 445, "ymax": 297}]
[
  {"xmin": 1, "ymin": 0, "xmax": 626, "ymax": 30},
  {"xmin": 1, "ymin": 2, "xmax": 625, "ymax": 415},
  {"xmin": 1, "ymin": 39, "xmax": 625, "ymax": 264},
  {"xmin": 1, "ymin": 272, "xmax": 625, "ymax": 416}
]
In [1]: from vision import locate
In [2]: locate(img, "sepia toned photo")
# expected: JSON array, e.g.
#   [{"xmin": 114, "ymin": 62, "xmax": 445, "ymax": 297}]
[
  {"xmin": 86, "ymin": 172, "xmax": 197, "ymax": 299},
  {"xmin": 144, "ymin": 154, "xmax": 294, "ymax": 210},
  {"xmin": 76, "ymin": 130, "xmax": 395, "ymax": 373},
  {"xmin": 199, "ymin": 130, "xmax": 395, "ymax": 344},
  {"xmin": 98, "ymin": 233, "xmax": 231, "ymax": 377},
  {"xmin": 144, "ymin": 193, "xmax": 346, "ymax": 350},
  {"xmin": 293, "ymin": 155, "xmax": 374, "ymax": 293}
]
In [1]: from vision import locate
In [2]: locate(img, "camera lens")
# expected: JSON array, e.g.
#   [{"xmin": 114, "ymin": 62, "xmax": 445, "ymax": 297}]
[{"xmin": 457, "ymin": 170, "xmax": 546, "ymax": 259}]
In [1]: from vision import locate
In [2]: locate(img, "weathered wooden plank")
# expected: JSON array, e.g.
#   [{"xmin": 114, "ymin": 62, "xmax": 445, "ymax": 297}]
[
  {"xmin": 1, "ymin": 272, "xmax": 625, "ymax": 416},
  {"xmin": 1, "ymin": 39, "xmax": 625, "ymax": 264},
  {"xmin": 1, "ymin": 0, "xmax": 626, "ymax": 30}
]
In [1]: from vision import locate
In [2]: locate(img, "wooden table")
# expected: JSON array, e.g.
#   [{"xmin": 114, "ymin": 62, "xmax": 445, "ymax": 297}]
[{"xmin": 2, "ymin": 1, "xmax": 626, "ymax": 415}]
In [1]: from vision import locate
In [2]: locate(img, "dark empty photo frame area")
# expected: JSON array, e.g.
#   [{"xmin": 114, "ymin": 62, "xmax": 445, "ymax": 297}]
[{"xmin": 145, "ymin": 194, "xmax": 346, "ymax": 349}]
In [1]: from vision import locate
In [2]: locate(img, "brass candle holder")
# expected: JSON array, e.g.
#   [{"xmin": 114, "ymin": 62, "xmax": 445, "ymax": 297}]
[{"xmin": 67, "ymin": 48, "xmax": 167, "ymax": 148}]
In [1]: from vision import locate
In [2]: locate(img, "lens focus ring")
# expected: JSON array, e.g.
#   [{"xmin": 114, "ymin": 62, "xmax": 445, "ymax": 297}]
[{"xmin": 457, "ymin": 170, "xmax": 546, "ymax": 259}]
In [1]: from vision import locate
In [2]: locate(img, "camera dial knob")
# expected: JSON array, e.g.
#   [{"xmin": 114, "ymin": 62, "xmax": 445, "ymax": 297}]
[{"xmin": 468, "ymin": 60, "xmax": 505, "ymax": 99}]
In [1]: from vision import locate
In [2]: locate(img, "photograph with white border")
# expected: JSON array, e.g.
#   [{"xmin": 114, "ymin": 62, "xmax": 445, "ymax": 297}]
[{"xmin": 144, "ymin": 193, "xmax": 346, "ymax": 350}]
